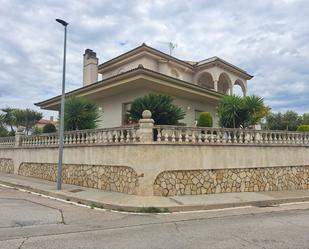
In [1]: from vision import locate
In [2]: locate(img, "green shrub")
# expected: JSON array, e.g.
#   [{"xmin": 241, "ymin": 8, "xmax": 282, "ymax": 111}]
[
  {"xmin": 197, "ymin": 112, "xmax": 213, "ymax": 127},
  {"xmin": 32, "ymin": 127, "xmax": 42, "ymax": 135},
  {"xmin": 297, "ymin": 125, "xmax": 309, "ymax": 132},
  {"xmin": 139, "ymin": 207, "xmax": 162, "ymax": 213},
  {"xmin": 43, "ymin": 123, "xmax": 57, "ymax": 133},
  {"xmin": 0, "ymin": 126, "xmax": 8, "ymax": 137}
]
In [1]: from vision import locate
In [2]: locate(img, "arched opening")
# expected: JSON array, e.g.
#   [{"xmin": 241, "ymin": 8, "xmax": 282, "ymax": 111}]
[
  {"xmin": 234, "ymin": 79, "xmax": 246, "ymax": 96},
  {"xmin": 218, "ymin": 73, "xmax": 231, "ymax": 94},
  {"xmin": 197, "ymin": 72, "xmax": 214, "ymax": 90}
]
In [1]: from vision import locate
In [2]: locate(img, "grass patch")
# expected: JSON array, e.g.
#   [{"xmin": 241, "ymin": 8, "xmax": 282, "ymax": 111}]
[
  {"xmin": 139, "ymin": 207, "xmax": 167, "ymax": 213},
  {"xmin": 90, "ymin": 202, "xmax": 104, "ymax": 209},
  {"xmin": 163, "ymin": 208, "xmax": 170, "ymax": 213}
]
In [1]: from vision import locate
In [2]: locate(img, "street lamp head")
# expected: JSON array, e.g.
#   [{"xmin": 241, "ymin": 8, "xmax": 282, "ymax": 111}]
[{"xmin": 56, "ymin": 19, "xmax": 68, "ymax": 27}]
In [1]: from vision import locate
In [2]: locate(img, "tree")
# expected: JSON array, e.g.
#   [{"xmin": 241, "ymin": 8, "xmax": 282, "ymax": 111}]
[
  {"xmin": 1, "ymin": 107, "xmax": 16, "ymax": 133},
  {"xmin": 64, "ymin": 96, "xmax": 100, "ymax": 131},
  {"xmin": 13, "ymin": 109, "xmax": 42, "ymax": 135},
  {"xmin": 0, "ymin": 126, "xmax": 8, "ymax": 137},
  {"xmin": 264, "ymin": 112, "xmax": 283, "ymax": 130},
  {"xmin": 302, "ymin": 113, "xmax": 309, "ymax": 125},
  {"xmin": 217, "ymin": 95, "xmax": 243, "ymax": 128},
  {"xmin": 197, "ymin": 112, "xmax": 213, "ymax": 127},
  {"xmin": 265, "ymin": 111, "xmax": 302, "ymax": 131},
  {"xmin": 128, "ymin": 93, "xmax": 185, "ymax": 125},
  {"xmin": 282, "ymin": 111, "xmax": 302, "ymax": 131},
  {"xmin": 0, "ymin": 114, "xmax": 8, "ymax": 137},
  {"xmin": 32, "ymin": 127, "xmax": 43, "ymax": 135},
  {"xmin": 217, "ymin": 95, "xmax": 269, "ymax": 128},
  {"xmin": 43, "ymin": 123, "xmax": 57, "ymax": 133}
]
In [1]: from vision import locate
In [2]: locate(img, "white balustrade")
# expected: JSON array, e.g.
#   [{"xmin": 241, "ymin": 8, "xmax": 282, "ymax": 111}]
[
  {"xmin": 0, "ymin": 125, "xmax": 308, "ymax": 148},
  {"xmin": 153, "ymin": 126, "xmax": 309, "ymax": 146},
  {"xmin": 0, "ymin": 126, "xmax": 140, "ymax": 148},
  {"xmin": 0, "ymin": 137, "xmax": 15, "ymax": 147}
]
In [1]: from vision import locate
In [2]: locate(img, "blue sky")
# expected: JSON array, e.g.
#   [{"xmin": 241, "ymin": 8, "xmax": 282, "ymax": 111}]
[{"xmin": 0, "ymin": 0, "xmax": 308, "ymax": 118}]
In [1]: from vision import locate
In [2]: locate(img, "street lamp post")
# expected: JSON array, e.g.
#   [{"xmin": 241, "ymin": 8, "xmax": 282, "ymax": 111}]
[{"xmin": 56, "ymin": 18, "xmax": 68, "ymax": 190}]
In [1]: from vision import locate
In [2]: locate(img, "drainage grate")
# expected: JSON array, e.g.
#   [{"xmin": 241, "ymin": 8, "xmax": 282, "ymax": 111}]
[{"xmin": 69, "ymin": 189, "xmax": 84, "ymax": 193}]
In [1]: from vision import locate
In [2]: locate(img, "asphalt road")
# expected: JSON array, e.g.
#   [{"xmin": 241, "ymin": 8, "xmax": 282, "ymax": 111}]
[{"xmin": 0, "ymin": 185, "xmax": 309, "ymax": 249}]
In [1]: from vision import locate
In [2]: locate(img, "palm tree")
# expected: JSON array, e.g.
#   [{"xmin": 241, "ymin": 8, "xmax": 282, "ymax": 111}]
[
  {"xmin": 217, "ymin": 95, "xmax": 269, "ymax": 128},
  {"xmin": 64, "ymin": 96, "xmax": 100, "ymax": 131},
  {"xmin": 1, "ymin": 107, "xmax": 16, "ymax": 133},
  {"xmin": 128, "ymin": 93, "xmax": 185, "ymax": 125}
]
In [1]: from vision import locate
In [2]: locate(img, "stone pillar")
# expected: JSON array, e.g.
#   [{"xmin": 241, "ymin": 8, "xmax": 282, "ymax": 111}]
[
  {"xmin": 213, "ymin": 80, "xmax": 218, "ymax": 92},
  {"xmin": 139, "ymin": 110, "xmax": 154, "ymax": 143},
  {"xmin": 15, "ymin": 129, "xmax": 25, "ymax": 148}
]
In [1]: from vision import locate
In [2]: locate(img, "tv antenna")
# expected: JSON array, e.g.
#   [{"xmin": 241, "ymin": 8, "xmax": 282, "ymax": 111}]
[
  {"xmin": 167, "ymin": 42, "xmax": 177, "ymax": 56},
  {"xmin": 158, "ymin": 41, "xmax": 178, "ymax": 56}
]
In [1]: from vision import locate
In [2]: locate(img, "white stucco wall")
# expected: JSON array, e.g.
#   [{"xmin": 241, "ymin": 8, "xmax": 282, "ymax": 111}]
[
  {"xmin": 93, "ymin": 88, "xmax": 218, "ymax": 128},
  {"xmin": 101, "ymin": 55, "xmax": 194, "ymax": 83},
  {"xmin": 101, "ymin": 57, "xmax": 158, "ymax": 80}
]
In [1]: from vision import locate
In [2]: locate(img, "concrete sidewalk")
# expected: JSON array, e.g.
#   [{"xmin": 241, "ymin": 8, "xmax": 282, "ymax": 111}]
[{"xmin": 1, "ymin": 173, "xmax": 309, "ymax": 212}]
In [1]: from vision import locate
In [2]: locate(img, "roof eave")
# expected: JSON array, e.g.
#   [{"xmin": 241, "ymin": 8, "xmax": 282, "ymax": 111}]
[{"xmin": 35, "ymin": 67, "xmax": 223, "ymax": 109}]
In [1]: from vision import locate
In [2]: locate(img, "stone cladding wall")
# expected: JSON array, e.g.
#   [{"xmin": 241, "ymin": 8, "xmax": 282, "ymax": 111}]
[
  {"xmin": 153, "ymin": 166, "xmax": 309, "ymax": 196},
  {"xmin": 18, "ymin": 163, "xmax": 139, "ymax": 194},
  {"xmin": 0, "ymin": 158, "xmax": 14, "ymax": 174}
]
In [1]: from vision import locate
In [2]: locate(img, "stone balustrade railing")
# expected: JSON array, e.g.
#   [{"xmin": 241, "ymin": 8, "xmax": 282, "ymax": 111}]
[
  {"xmin": 0, "ymin": 136, "xmax": 15, "ymax": 148},
  {"xmin": 0, "ymin": 110, "xmax": 308, "ymax": 148},
  {"xmin": 0, "ymin": 126, "xmax": 308, "ymax": 147},
  {"xmin": 0, "ymin": 126, "xmax": 140, "ymax": 148},
  {"xmin": 153, "ymin": 125, "xmax": 309, "ymax": 146}
]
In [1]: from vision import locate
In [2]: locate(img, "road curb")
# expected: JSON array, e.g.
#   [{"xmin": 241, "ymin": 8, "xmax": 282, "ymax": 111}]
[{"xmin": 1, "ymin": 179, "xmax": 309, "ymax": 213}]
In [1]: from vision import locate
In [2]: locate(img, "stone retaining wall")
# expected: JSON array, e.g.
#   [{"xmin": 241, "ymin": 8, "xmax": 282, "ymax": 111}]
[
  {"xmin": 18, "ymin": 163, "xmax": 139, "ymax": 194},
  {"xmin": 0, "ymin": 158, "xmax": 14, "ymax": 174},
  {"xmin": 153, "ymin": 166, "xmax": 309, "ymax": 196}
]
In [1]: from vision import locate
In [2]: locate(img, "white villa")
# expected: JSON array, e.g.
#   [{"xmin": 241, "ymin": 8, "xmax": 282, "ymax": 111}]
[{"xmin": 36, "ymin": 43, "xmax": 253, "ymax": 128}]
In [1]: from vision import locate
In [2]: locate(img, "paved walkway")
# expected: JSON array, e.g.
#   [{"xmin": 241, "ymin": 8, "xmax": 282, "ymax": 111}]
[{"xmin": 1, "ymin": 173, "xmax": 309, "ymax": 212}]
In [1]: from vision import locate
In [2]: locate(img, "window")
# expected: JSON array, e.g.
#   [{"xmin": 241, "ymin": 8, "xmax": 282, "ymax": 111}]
[{"xmin": 122, "ymin": 102, "xmax": 133, "ymax": 125}]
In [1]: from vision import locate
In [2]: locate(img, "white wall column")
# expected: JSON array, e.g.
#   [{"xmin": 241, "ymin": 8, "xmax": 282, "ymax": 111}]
[{"xmin": 213, "ymin": 80, "xmax": 218, "ymax": 92}]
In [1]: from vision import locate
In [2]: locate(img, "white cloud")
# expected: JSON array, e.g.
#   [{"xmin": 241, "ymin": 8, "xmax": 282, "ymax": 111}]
[{"xmin": 0, "ymin": 0, "xmax": 308, "ymax": 118}]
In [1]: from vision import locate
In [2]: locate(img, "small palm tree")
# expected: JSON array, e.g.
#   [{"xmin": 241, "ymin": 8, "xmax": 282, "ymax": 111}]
[
  {"xmin": 1, "ymin": 107, "xmax": 16, "ymax": 133},
  {"xmin": 129, "ymin": 93, "xmax": 185, "ymax": 125},
  {"xmin": 217, "ymin": 95, "xmax": 269, "ymax": 128},
  {"xmin": 64, "ymin": 96, "xmax": 100, "ymax": 131}
]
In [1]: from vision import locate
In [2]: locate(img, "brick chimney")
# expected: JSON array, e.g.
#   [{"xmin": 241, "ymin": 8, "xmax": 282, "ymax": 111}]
[{"xmin": 83, "ymin": 49, "xmax": 98, "ymax": 86}]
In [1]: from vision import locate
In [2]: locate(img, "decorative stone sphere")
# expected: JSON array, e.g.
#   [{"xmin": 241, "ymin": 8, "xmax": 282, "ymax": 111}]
[{"xmin": 142, "ymin": 110, "xmax": 152, "ymax": 119}]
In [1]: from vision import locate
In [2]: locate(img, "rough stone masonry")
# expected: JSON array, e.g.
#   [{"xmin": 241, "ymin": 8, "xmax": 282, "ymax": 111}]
[
  {"xmin": 18, "ymin": 162, "xmax": 139, "ymax": 194},
  {"xmin": 153, "ymin": 166, "xmax": 309, "ymax": 196}
]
